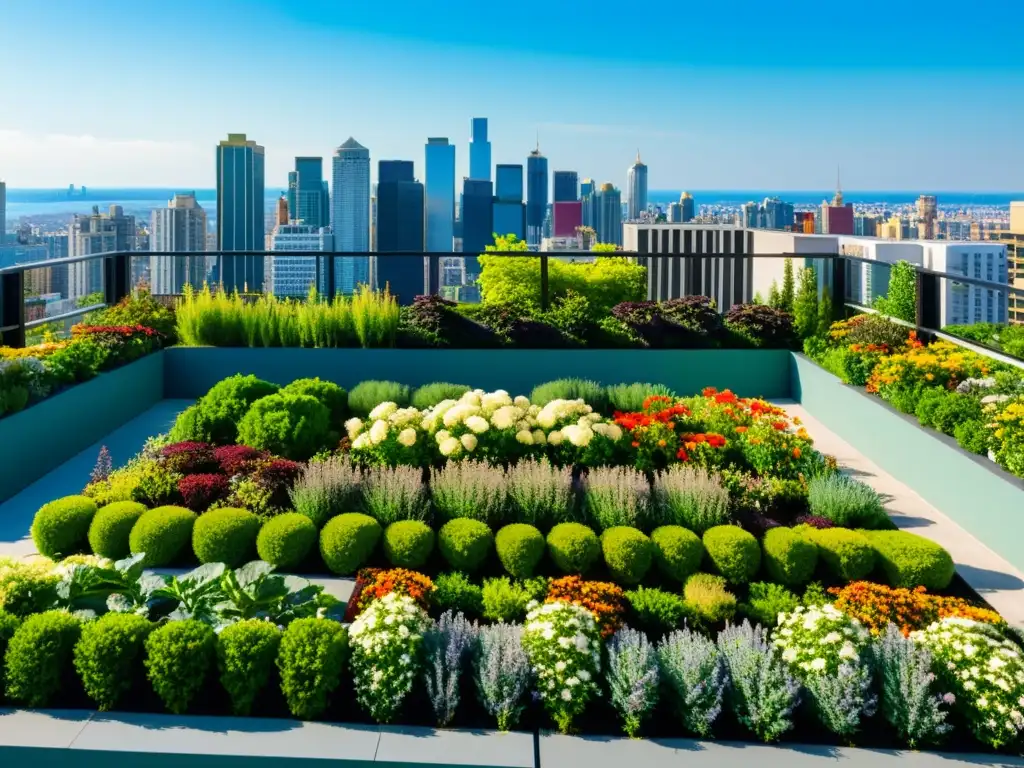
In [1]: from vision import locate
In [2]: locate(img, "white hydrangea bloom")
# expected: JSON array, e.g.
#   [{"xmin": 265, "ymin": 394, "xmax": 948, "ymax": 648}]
[
  {"xmin": 397, "ymin": 428, "xmax": 417, "ymax": 447},
  {"xmin": 439, "ymin": 437, "xmax": 461, "ymax": 457},
  {"xmin": 369, "ymin": 419, "xmax": 390, "ymax": 445},
  {"xmin": 344, "ymin": 417, "xmax": 365, "ymax": 439},
  {"xmin": 465, "ymin": 415, "xmax": 490, "ymax": 434},
  {"xmin": 461, "ymin": 433, "xmax": 478, "ymax": 452},
  {"xmin": 368, "ymin": 401, "xmax": 398, "ymax": 421}
]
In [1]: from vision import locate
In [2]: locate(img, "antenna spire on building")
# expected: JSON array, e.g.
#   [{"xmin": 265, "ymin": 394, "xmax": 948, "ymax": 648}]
[{"xmin": 833, "ymin": 165, "xmax": 844, "ymax": 207}]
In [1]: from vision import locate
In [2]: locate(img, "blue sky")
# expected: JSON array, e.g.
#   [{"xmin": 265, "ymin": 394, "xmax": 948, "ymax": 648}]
[{"xmin": 1, "ymin": 0, "xmax": 1022, "ymax": 191}]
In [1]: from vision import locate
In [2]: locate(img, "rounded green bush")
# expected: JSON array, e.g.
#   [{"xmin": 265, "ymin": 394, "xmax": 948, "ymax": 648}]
[
  {"xmin": 0, "ymin": 611, "xmax": 21, "ymax": 688},
  {"xmin": 495, "ymin": 523, "xmax": 546, "ymax": 579},
  {"xmin": 411, "ymin": 382, "xmax": 471, "ymax": 409},
  {"xmin": 196, "ymin": 374, "xmax": 280, "ymax": 444},
  {"xmin": 601, "ymin": 526, "xmax": 654, "ymax": 585},
  {"xmin": 650, "ymin": 525, "xmax": 703, "ymax": 582},
  {"xmin": 281, "ymin": 378, "xmax": 348, "ymax": 425},
  {"xmin": 319, "ymin": 513, "xmax": 382, "ymax": 575},
  {"xmin": 236, "ymin": 393, "xmax": 332, "ymax": 461},
  {"xmin": 73, "ymin": 612, "xmax": 152, "ymax": 711},
  {"xmin": 866, "ymin": 530, "xmax": 955, "ymax": 590},
  {"xmin": 145, "ymin": 619, "xmax": 216, "ymax": 715},
  {"xmin": 167, "ymin": 403, "xmax": 215, "ymax": 443},
  {"xmin": 762, "ymin": 527, "xmax": 819, "ymax": 587},
  {"xmin": 348, "ymin": 380, "xmax": 411, "ymax": 417},
  {"xmin": 128, "ymin": 505, "xmax": 197, "ymax": 567},
  {"xmin": 277, "ymin": 617, "xmax": 348, "ymax": 720},
  {"xmin": 383, "ymin": 520, "xmax": 435, "ymax": 568},
  {"xmin": 438, "ymin": 518, "xmax": 494, "ymax": 572},
  {"xmin": 702, "ymin": 525, "xmax": 761, "ymax": 584},
  {"xmin": 4, "ymin": 611, "xmax": 81, "ymax": 707},
  {"xmin": 433, "ymin": 572, "xmax": 484, "ymax": 616},
  {"xmin": 31, "ymin": 495, "xmax": 98, "ymax": 558},
  {"xmin": 530, "ymin": 378, "xmax": 609, "ymax": 414},
  {"xmin": 547, "ymin": 522, "xmax": 600, "ymax": 574},
  {"xmin": 217, "ymin": 619, "xmax": 282, "ymax": 716},
  {"xmin": 88, "ymin": 501, "xmax": 147, "ymax": 560},
  {"xmin": 807, "ymin": 527, "xmax": 875, "ymax": 582},
  {"xmin": 192, "ymin": 507, "xmax": 261, "ymax": 567},
  {"xmin": 256, "ymin": 513, "xmax": 318, "ymax": 570}
]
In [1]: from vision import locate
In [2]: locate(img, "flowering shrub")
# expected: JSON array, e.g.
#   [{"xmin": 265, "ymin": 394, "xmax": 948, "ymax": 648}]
[
  {"xmin": 345, "ymin": 401, "xmax": 432, "ymax": 466},
  {"xmin": 913, "ymin": 618, "xmax": 1024, "ymax": 749},
  {"xmin": 876, "ymin": 624, "xmax": 953, "ymax": 748},
  {"xmin": 605, "ymin": 627, "xmax": 660, "ymax": 737},
  {"xmin": 657, "ymin": 628, "xmax": 726, "ymax": 737},
  {"xmin": 353, "ymin": 568, "xmax": 434, "ymax": 617},
  {"xmin": 522, "ymin": 600, "xmax": 603, "ymax": 733},
  {"xmin": 546, "ymin": 575, "xmax": 625, "ymax": 638},
  {"xmin": 422, "ymin": 611, "xmax": 478, "ymax": 727},
  {"xmin": 349, "ymin": 593, "xmax": 432, "ymax": 723},
  {"xmin": 991, "ymin": 398, "xmax": 1024, "ymax": 477},
  {"xmin": 867, "ymin": 341, "xmax": 992, "ymax": 398},
  {"xmin": 614, "ymin": 396, "xmax": 695, "ymax": 470},
  {"xmin": 474, "ymin": 622, "xmax": 531, "ymax": 731},
  {"xmin": 829, "ymin": 582, "xmax": 1004, "ymax": 636}
]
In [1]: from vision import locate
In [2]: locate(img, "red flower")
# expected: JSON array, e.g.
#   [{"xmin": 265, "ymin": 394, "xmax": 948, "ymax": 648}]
[
  {"xmin": 676, "ymin": 447, "xmax": 690, "ymax": 461},
  {"xmin": 706, "ymin": 433, "xmax": 727, "ymax": 448},
  {"xmin": 702, "ymin": 387, "xmax": 718, "ymax": 397},
  {"xmin": 713, "ymin": 390, "xmax": 738, "ymax": 405},
  {"xmin": 771, "ymin": 421, "xmax": 787, "ymax": 431}
]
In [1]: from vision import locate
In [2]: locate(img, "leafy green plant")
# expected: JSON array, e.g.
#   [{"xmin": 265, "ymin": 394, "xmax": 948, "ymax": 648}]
[
  {"xmin": 606, "ymin": 382, "xmax": 677, "ymax": 413},
  {"xmin": 793, "ymin": 266, "xmax": 819, "ymax": 339},
  {"xmin": 319, "ymin": 513, "xmax": 382, "ymax": 575},
  {"xmin": 438, "ymin": 518, "xmax": 493, "ymax": 572},
  {"xmin": 217, "ymin": 619, "xmax": 282, "ymax": 715},
  {"xmin": 31, "ymin": 495, "xmax": 97, "ymax": 558},
  {"xmin": 954, "ymin": 419, "xmax": 989, "ymax": 455},
  {"xmin": 412, "ymin": 382, "xmax": 471, "ymax": 409},
  {"xmin": 276, "ymin": 618, "xmax": 348, "ymax": 720},
  {"xmin": 546, "ymin": 522, "xmax": 600, "ymax": 574},
  {"xmin": 347, "ymin": 380, "xmax": 410, "ymax": 417},
  {"xmin": 217, "ymin": 561, "xmax": 330, "ymax": 626},
  {"xmin": 178, "ymin": 374, "xmax": 280, "ymax": 444},
  {"xmin": 804, "ymin": 526, "xmax": 875, "ymax": 582},
  {"xmin": 192, "ymin": 507, "xmax": 260, "ymax": 567},
  {"xmin": 482, "ymin": 577, "xmax": 531, "ymax": 623},
  {"xmin": 807, "ymin": 474, "xmax": 888, "ymax": 529},
  {"xmin": 601, "ymin": 526, "xmax": 654, "ymax": 585},
  {"xmin": 702, "ymin": 525, "xmax": 761, "ymax": 584},
  {"xmin": 650, "ymin": 525, "xmax": 703, "ymax": 583},
  {"xmin": 625, "ymin": 586, "xmax": 690, "ymax": 636},
  {"xmin": 236, "ymin": 393, "xmax": 332, "ymax": 461},
  {"xmin": 0, "ymin": 557, "xmax": 59, "ymax": 617},
  {"xmin": 383, "ymin": 520, "xmax": 435, "ymax": 568},
  {"xmin": 433, "ymin": 571, "xmax": 483, "ymax": 616},
  {"xmin": 495, "ymin": 524, "xmax": 546, "ymax": 580},
  {"xmin": 257, "ymin": 513, "xmax": 318, "ymax": 570},
  {"xmin": 129, "ymin": 505, "xmax": 197, "ymax": 567},
  {"xmin": 874, "ymin": 260, "xmax": 917, "ymax": 323},
  {"xmin": 740, "ymin": 582, "xmax": 800, "ymax": 628},
  {"xmin": 73, "ymin": 612, "xmax": 152, "ymax": 710},
  {"xmin": 88, "ymin": 501, "xmax": 147, "ymax": 559},
  {"xmin": 280, "ymin": 378, "xmax": 348, "ymax": 425},
  {"xmin": 4, "ymin": 611, "xmax": 81, "ymax": 706},
  {"xmin": 530, "ymin": 378, "xmax": 609, "ymax": 413},
  {"xmin": 683, "ymin": 573, "xmax": 737, "ymax": 626},
  {"xmin": 144, "ymin": 619, "xmax": 216, "ymax": 714},
  {"xmin": 0, "ymin": 610, "xmax": 20, "ymax": 691}
]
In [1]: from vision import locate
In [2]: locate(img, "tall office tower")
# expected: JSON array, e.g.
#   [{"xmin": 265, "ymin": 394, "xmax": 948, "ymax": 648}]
[
  {"xmin": 294, "ymin": 157, "xmax": 328, "ymax": 228},
  {"xmin": 680, "ymin": 192, "xmax": 695, "ymax": 223},
  {"xmin": 553, "ymin": 171, "xmax": 579, "ymax": 202},
  {"xmin": 216, "ymin": 133, "xmax": 266, "ymax": 292},
  {"xmin": 461, "ymin": 178, "xmax": 494, "ymax": 277},
  {"xmin": 469, "ymin": 118, "xmax": 491, "ymax": 182},
  {"xmin": 0, "ymin": 180, "xmax": 6, "ymax": 239},
  {"xmin": 425, "ymin": 138, "xmax": 455, "ymax": 252},
  {"xmin": 321, "ymin": 181, "xmax": 331, "ymax": 230},
  {"xmin": 667, "ymin": 202, "xmax": 683, "ymax": 223},
  {"xmin": 580, "ymin": 179, "xmax": 595, "ymax": 228},
  {"xmin": 741, "ymin": 202, "xmax": 761, "ymax": 229},
  {"xmin": 150, "ymin": 193, "xmax": 208, "ymax": 295},
  {"xmin": 916, "ymin": 194, "xmax": 938, "ymax": 239},
  {"xmin": 626, "ymin": 152, "xmax": 648, "ymax": 220},
  {"xmin": 493, "ymin": 164, "xmax": 526, "ymax": 240},
  {"xmin": 818, "ymin": 172, "xmax": 854, "ymax": 236},
  {"xmin": 375, "ymin": 160, "xmax": 425, "ymax": 304},
  {"xmin": 276, "ymin": 195, "xmax": 289, "ymax": 226},
  {"xmin": 594, "ymin": 183, "xmax": 623, "ymax": 246},
  {"xmin": 286, "ymin": 172, "xmax": 298, "ymax": 220},
  {"xmin": 331, "ymin": 138, "xmax": 371, "ymax": 294},
  {"xmin": 761, "ymin": 197, "xmax": 794, "ymax": 230},
  {"xmin": 268, "ymin": 223, "xmax": 333, "ymax": 298},
  {"xmin": 526, "ymin": 144, "xmax": 548, "ymax": 246},
  {"xmin": 68, "ymin": 205, "xmax": 136, "ymax": 298}
]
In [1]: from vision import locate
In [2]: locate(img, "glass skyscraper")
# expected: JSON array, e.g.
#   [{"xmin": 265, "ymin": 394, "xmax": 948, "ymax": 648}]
[
  {"xmin": 469, "ymin": 118, "xmax": 491, "ymax": 182},
  {"xmin": 424, "ymin": 138, "xmax": 455, "ymax": 254},
  {"xmin": 375, "ymin": 160, "xmax": 425, "ymax": 304},
  {"xmin": 462, "ymin": 178, "xmax": 493, "ymax": 276},
  {"xmin": 526, "ymin": 146, "xmax": 548, "ymax": 246},
  {"xmin": 553, "ymin": 171, "xmax": 579, "ymax": 202},
  {"xmin": 595, "ymin": 183, "xmax": 623, "ymax": 246},
  {"xmin": 493, "ymin": 164, "xmax": 525, "ymax": 241},
  {"xmin": 295, "ymin": 157, "xmax": 328, "ymax": 229},
  {"xmin": 626, "ymin": 152, "xmax": 648, "ymax": 221},
  {"xmin": 215, "ymin": 133, "xmax": 265, "ymax": 292},
  {"xmin": 331, "ymin": 138, "xmax": 371, "ymax": 294}
]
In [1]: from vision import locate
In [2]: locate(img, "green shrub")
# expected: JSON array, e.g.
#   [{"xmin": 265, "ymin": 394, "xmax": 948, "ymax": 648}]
[
  {"xmin": 600, "ymin": 526, "xmax": 654, "ymax": 585},
  {"xmin": 277, "ymin": 618, "xmax": 348, "ymax": 720},
  {"xmin": 741, "ymin": 582, "xmax": 800, "ymax": 628},
  {"xmin": 218, "ymin": 619, "xmax": 282, "ymax": 716},
  {"xmin": 683, "ymin": 573, "xmax": 737, "ymax": 626},
  {"xmin": 802, "ymin": 581, "xmax": 830, "ymax": 607},
  {"xmin": 702, "ymin": 525, "xmax": 761, "ymax": 584},
  {"xmin": 383, "ymin": 520, "xmax": 435, "ymax": 568},
  {"xmin": 495, "ymin": 524, "xmax": 545, "ymax": 579},
  {"xmin": 362, "ymin": 465, "xmax": 429, "ymax": 526},
  {"xmin": 236, "ymin": 393, "xmax": 332, "ymax": 461},
  {"xmin": 653, "ymin": 466, "xmax": 730, "ymax": 534},
  {"xmin": 280, "ymin": 378, "xmax": 348, "ymax": 425},
  {"xmin": 437, "ymin": 518, "xmax": 493, "ymax": 572},
  {"xmin": 433, "ymin": 572, "xmax": 484, "ymax": 616},
  {"xmin": 762, "ymin": 527, "xmax": 818, "ymax": 587},
  {"xmin": 167, "ymin": 403, "xmax": 216, "ymax": 443},
  {"xmin": 650, "ymin": 525, "xmax": 703, "ymax": 582},
  {"xmin": 257, "ymin": 513, "xmax": 318, "ymax": 570},
  {"xmin": 145, "ymin": 619, "xmax": 216, "ymax": 715},
  {"xmin": 919, "ymin": 391, "xmax": 982, "ymax": 437},
  {"xmin": 807, "ymin": 474, "xmax": 888, "ymax": 529},
  {"xmin": 430, "ymin": 461, "xmax": 508, "ymax": 528},
  {"xmin": 806, "ymin": 527, "xmax": 875, "ymax": 582},
  {"xmin": 4, "ymin": 611, "xmax": 81, "ymax": 706},
  {"xmin": 0, "ymin": 559, "xmax": 58, "ymax": 617},
  {"xmin": 546, "ymin": 522, "xmax": 600, "ymax": 574},
  {"xmin": 625, "ymin": 586, "xmax": 690, "ymax": 636},
  {"xmin": 319, "ymin": 513, "xmax": 382, "ymax": 575},
  {"xmin": 412, "ymin": 382, "xmax": 471, "ymax": 409},
  {"xmin": 73, "ymin": 612, "xmax": 151, "ymax": 711},
  {"xmin": 914, "ymin": 388, "xmax": 948, "ymax": 429},
  {"xmin": 0, "ymin": 610, "xmax": 20, "ymax": 691},
  {"xmin": 129, "ymin": 505, "xmax": 197, "ymax": 567},
  {"xmin": 955, "ymin": 418, "xmax": 990, "ymax": 455},
  {"xmin": 348, "ymin": 380, "xmax": 410, "ymax": 417},
  {"xmin": 88, "ymin": 501, "xmax": 147, "ymax": 559},
  {"xmin": 31, "ymin": 495, "xmax": 97, "ymax": 558},
  {"xmin": 866, "ymin": 530, "xmax": 955, "ymax": 590},
  {"xmin": 482, "ymin": 577, "xmax": 531, "ymax": 623},
  {"xmin": 606, "ymin": 382, "xmax": 677, "ymax": 413},
  {"xmin": 192, "ymin": 507, "xmax": 260, "ymax": 567},
  {"xmin": 530, "ymin": 378, "xmax": 609, "ymax": 413},
  {"xmin": 192, "ymin": 374, "xmax": 280, "ymax": 443}
]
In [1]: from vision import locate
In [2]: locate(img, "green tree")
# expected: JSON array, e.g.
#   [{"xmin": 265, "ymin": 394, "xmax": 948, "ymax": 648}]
[
  {"xmin": 817, "ymin": 289, "xmax": 834, "ymax": 336},
  {"xmin": 591, "ymin": 243, "xmax": 618, "ymax": 253},
  {"xmin": 77, "ymin": 292, "xmax": 104, "ymax": 309},
  {"xmin": 768, "ymin": 281, "xmax": 782, "ymax": 309},
  {"xmin": 485, "ymin": 233, "xmax": 529, "ymax": 254},
  {"xmin": 780, "ymin": 258, "xmax": 795, "ymax": 312},
  {"xmin": 874, "ymin": 260, "xmax": 917, "ymax": 324},
  {"xmin": 793, "ymin": 267, "xmax": 819, "ymax": 338}
]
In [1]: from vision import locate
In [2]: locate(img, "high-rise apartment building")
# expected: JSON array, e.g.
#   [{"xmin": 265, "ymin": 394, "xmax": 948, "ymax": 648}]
[
  {"xmin": 526, "ymin": 145, "xmax": 548, "ymax": 246},
  {"xmin": 425, "ymin": 138, "xmax": 455, "ymax": 253},
  {"xmin": 916, "ymin": 194, "xmax": 938, "ymax": 239},
  {"xmin": 375, "ymin": 160, "xmax": 425, "ymax": 304},
  {"xmin": 493, "ymin": 164, "xmax": 526, "ymax": 241},
  {"xmin": 68, "ymin": 205, "xmax": 136, "ymax": 299},
  {"xmin": 268, "ymin": 223, "xmax": 333, "ymax": 298},
  {"xmin": 216, "ymin": 133, "xmax": 265, "ymax": 292},
  {"xmin": 469, "ymin": 118, "xmax": 491, "ymax": 183},
  {"xmin": 595, "ymin": 183, "xmax": 623, "ymax": 246},
  {"xmin": 150, "ymin": 193, "xmax": 208, "ymax": 295},
  {"xmin": 294, "ymin": 157, "xmax": 328, "ymax": 229},
  {"xmin": 626, "ymin": 152, "xmax": 648, "ymax": 220},
  {"xmin": 553, "ymin": 171, "xmax": 579, "ymax": 202},
  {"xmin": 680, "ymin": 193, "xmax": 695, "ymax": 223},
  {"xmin": 332, "ymin": 138, "xmax": 371, "ymax": 294},
  {"xmin": 985, "ymin": 201, "xmax": 1024, "ymax": 323}
]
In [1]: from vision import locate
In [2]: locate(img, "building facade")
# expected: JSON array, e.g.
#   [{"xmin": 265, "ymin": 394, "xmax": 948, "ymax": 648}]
[
  {"xmin": 294, "ymin": 157, "xmax": 328, "ymax": 229},
  {"xmin": 425, "ymin": 138, "xmax": 455, "ymax": 253},
  {"xmin": 594, "ymin": 183, "xmax": 622, "ymax": 246},
  {"xmin": 68, "ymin": 205, "xmax": 136, "ymax": 299},
  {"xmin": 526, "ymin": 147, "xmax": 548, "ymax": 246},
  {"xmin": 331, "ymin": 137, "xmax": 371, "ymax": 294},
  {"xmin": 626, "ymin": 152, "xmax": 648, "ymax": 221},
  {"xmin": 150, "ymin": 193, "xmax": 208, "ymax": 295},
  {"xmin": 553, "ymin": 171, "xmax": 579, "ymax": 202},
  {"xmin": 268, "ymin": 223, "xmax": 333, "ymax": 298},
  {"xmin": 461, "ymin": 178, "xmax": 494, "ymax": 273},
  {"xmin": 469, "ymin": 118, "xmax": 491, "ymax": 183},
  {"xmin": 375, "ymin": 160, "xmax": 425, "ymax": 304},
  {"xmin": 216, "ymin": 133, "xmax": 265, "ymax": 292},
  {"xmin": 493, "ymin": 164, "xmax": 525, "ymax": 241}
]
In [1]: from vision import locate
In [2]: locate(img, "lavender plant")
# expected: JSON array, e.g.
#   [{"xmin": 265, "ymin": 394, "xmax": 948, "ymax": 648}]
[
  {"xmin": 430, "ymin": 461, "xmax": 507, "ymax": 528},
  {"xmin": 506, "ymin": 458, "xmax": 575, "ymax": 530},
  {"xmin": 876, "ymin": 623, "xmax": 952, "ymax": 748},
  {"xmin": 716, "ymin": 621, "xmax": 800, "ymax": 743},
  {"xmin": 583, "ymin": 466, "xmax": 651, "ymax": 532},
  {"xmin": 362, "ymin": 465, "xmax": 429, "ymax": 525},
  {"xmin": 653, "ymin": 466, "xmax": 730, "ymax": 534},
  {"xmin": 805, "ymin": 662, "xmax": 877, "ymax": 740},
  {"xmin": 422, "ymin": 611, "xmax": 479, "ymax": 727},
  {"xmin": 657, "ymin": 628, "xmax": 726, "ymax": 737},
  {"xmin": 289, "ymin": 455, "xmax": 362, "ymax": 528},
  {"xmin": 91, "ymin": 446, "xmax": 113, "ymax": 485},
  {"xmin": 475, "ymin": 622, "xmax": 532, "ymax": 731},
  {"xmin": 606, "ymin": 627, "xmax": 660, "ymax": 737}
]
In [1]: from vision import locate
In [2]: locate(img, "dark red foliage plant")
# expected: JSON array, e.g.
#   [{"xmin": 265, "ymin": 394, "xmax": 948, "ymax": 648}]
[
  {"xmin": 213, "ymin": 445, "xmax": 267, "ymax": 475},
  {"xmin": 160, "ymin": 442, "xmax": 217, "ymax": 474},
  {"xmin": 177, "ymin": 473, "xmax": 230, "ymax": 511}
]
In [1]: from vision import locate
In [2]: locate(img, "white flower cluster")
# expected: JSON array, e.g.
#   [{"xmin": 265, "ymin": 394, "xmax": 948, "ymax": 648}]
[
  {"xmin": 521, "ymin": 600, "xmax": 602, "ymax": 734},
  {"xmin": 913, "ymin": 617, "xmax": 1024, "ymax": 749},
  {"xmin": 346, "ymin": 400, "xmax": 423, "ymax": 451},
  {"xmin": 349, "ymin": 592, "xmax": 433, "ymax": 723},
  {"xmin": 772, "ymin": 603, "xmax": 871, "ymax": 676}
]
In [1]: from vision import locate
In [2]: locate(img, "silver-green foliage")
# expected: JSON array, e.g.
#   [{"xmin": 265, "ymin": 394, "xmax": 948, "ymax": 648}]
[
  {"xmin": 423, "ymin": 611, "xmax": 478, "ymax": 727},
  {"xmin": 877, "ymin": 623, "xmax": 952, "ymax": 748},
  {"xmin": 657, "ymin": 628, "xmax": 726, "ymax": 737},
  {"xmin": 653, "ymin": 466, "xmax": 730, "ymax": 534},
  {"xmin": 506, "ymin": 458, "xmax": 575, "ymax": 529},
  {"xmin": 430, "ymin": 461, "xmax": 507, "ymax": 527},
  {"xmin": 807, "ymin": 473, "xmax": 888, "ymax": 529},
  {"xmin": 362, "ymin": 465, "xmax": 429, "ymax": 525},
  {"xmin": 289, "ymin": 456, "xmax": 362, "ymax": 528},
  {"xmin": 606, "ymin": 627, "xmax": 660, "ymax": 737},
  {"xmin": 583, "ymin": 466, "xmax": 651, "ymax": 532},
  {"xmin": 474, "ymin": 622, "xmax": 531, "ymax": 731}
]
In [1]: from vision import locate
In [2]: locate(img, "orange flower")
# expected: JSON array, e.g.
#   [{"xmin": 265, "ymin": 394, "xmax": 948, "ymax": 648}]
[
  {"xmin": 657, "ymin": 439, "xmax": 667, "ymax": 447},
  {"xmin": 685, "ymin": 441, "xmax": 697, "ymax": 451},
  {"xmin": 547, "ymin": 576, "xmax": 625, "ymax": 637},
  {"xmin": 735, "ymin": 426, "xmax": 748, "ymax": 433},
  {"xmin": 631, "ymin": 441, "xmax": 640, "ymax": 448},
  {"xmin": 771, "ymin": 421, "xmax": 787, "ymax": 431},
  {"xmin": 791, "ymin": 447, "xmax": 802, "ymax": 459}
]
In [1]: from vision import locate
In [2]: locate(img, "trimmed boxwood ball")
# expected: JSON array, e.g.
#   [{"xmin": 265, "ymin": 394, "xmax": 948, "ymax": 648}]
[
  {"xmin": 280, "ymin": 378, "xmax": 348, "ymax": 425},
  {"xmin": 4, "ymin": 610, "xmax": 81, "ymax": 707},
  {"xmin": 193, "ymin": 374, "xmax": 280, "ymax": 444},
  {"xmin": 547, "ymin": 522, "xmax": 600, "ymax": 575},
  {"xmin": 601, "ymin": 526, "xmax": 654, "ymax": 585},
  {"xmin": 31, "ymin": 495, "xmax": 98, "ymax": 558},
  {"xmin": 495, "ymin": 523, "xmax": 546, "ymax": 579},
  {"xmin": 73, "ymin": 612, "xmax": 152, "ymax": 711},
  {"xmin": 145, "ymin": 619, "xmax": 216, "ymax": 715},
  {"xmin": 866, "ymin": 530, "xmax": 955, "ymax": 590},
  {"xmin": 806, "ymin": 527, "xmax": 875, "ymax": 582},
  {"xmin": 88, "ymin": 501, "xmax": 147, "ymax": 560},
  {"xmin": 438, "ymin": 518, "xmax": 494, "ymax": 573},
  {"xmin": 320, "ymin": 513, "xmax": 382, "ymax": 575},
  {"xmin": 383, "ymin": 520, "xmax": 435, "ymax": 568},
  {"xmin": 257, "ymin": 513, "xmax": 318, "ymax": 570},
  {"xmin": 702, "ymin": 525, "xmax": 761, "ymax": 584},
  {"xmin": 129, "ymin": 506, "xmax": 197, "ymax": 567},
  {"xmin": 650, "ymin": 525, "xmax": 703, "ymax": 582},
  {"xmin": 236, "ymin": 393, "xmax": 332, "ymax": 461},
  {"xmin": 192, "ymin": 507, "xmax": 261, "ymax": 567},
  {"xmin": 217, "ymin": 619, "xmax": 283, "ymax": 716},
  {"xmin": 762, "ymin": 527, "xmax": 818, "ymax": 587}
]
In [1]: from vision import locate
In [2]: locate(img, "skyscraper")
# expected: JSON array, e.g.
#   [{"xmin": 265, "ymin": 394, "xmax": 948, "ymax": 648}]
[
  {"xmin": 276, "ymin": 195, "xmax": 289, "ymax": 226},
  {"xmin": 269, "ymin": 223, "xmax": 333, "ymax": 298},
  {"xmin": 917, "ymin": 194, "xmax": 938, "ymax": 239},
  {"xmin": 216, "ymin": 133, "xmax": 265, "ymax": 292},
  {"xmin": 150, "ymin": 193, "xmax": 207, "ymax": 295},
  {"xmin": 626, "ymin": 152, "xmax": 648, "ymax": 220},
  {"xmin": 493, "ymin": 164, "xmax": 526, "ymax": 241},
  {"xmin": 526, "ymin": 144, "xmax": 548, "ymax": 246},
  {"xmin": 680, "ymin": 192, "xmax": 695, "ymax": 223},
  {"xmin": 69, "ymin": 205, "xmax": 136, "ymax": 299},
  {"xmin": 294, "ymin": 157, "xmax": 328, "ymax": 229},
  {"xmin": 375, "ymin": 160, "xmax": 425, "ymax": 304},
  {"xmin": 595, "ymin": 184, "xmax": 623, "ymax": 246},
  {"xmin": 553, "ymin": 171, "xmax": 579, "ymax": 202},
  {"xmin": 332, "ymin": 137, "xmax": 371, "ymax": 294},
  {"xmin": 286, "ymin": 172, "xmax": 298, "ymax": 221},
  {"xmin": 425, "ymin": 138, "xmax": 455, "ymax": 253},
  {"xmin": 462, "ymin": 178, "xmax": 493, "ymax": 272},
  {"xmin": 469, "ymin": 118, "xmax": 491, "ymax": 182}
]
